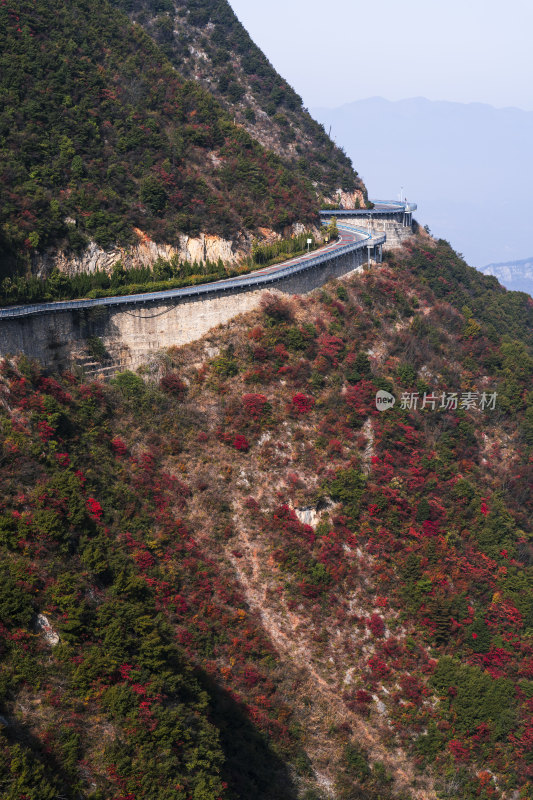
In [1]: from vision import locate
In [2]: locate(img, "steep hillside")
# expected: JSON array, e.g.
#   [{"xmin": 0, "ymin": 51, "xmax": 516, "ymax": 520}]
[
  {"xmin": 111, "ymin": 0, "xmax": 365, "ymax": 207},
  {"xmin": 0, "ymin": 239, "xmax": 532, "ymax": 800},
  {"xmin": 0, "ymin": 0, "xmax": 324, "ymax": 278}
]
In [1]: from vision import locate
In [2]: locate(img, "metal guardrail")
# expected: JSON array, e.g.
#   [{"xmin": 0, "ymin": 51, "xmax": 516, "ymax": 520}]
[
  {"xmin": 371, "ymin": 199, "xmax": 418, "ymax": 213},
  {"xmin": 0, "ymin": 224, "xmax": 385, "ymax": 320},
  {"xmin": 320, "ymin": 199, "xmax": 417, "ymax": 216}
]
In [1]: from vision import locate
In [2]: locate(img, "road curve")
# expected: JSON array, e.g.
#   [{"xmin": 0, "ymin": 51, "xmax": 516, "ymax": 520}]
[{"xmin": 0, "ymin": 223, "xmax": 385, "ymax": 320}]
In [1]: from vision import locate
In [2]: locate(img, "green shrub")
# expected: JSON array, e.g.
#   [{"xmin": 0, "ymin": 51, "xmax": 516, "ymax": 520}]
[
  {"xmin": 0, "ymin": 568, "xmax": 35, "ymax": 629},
  {"xmin": 343, "ymin": 742, "xmax": 370, "ymax": 781}
]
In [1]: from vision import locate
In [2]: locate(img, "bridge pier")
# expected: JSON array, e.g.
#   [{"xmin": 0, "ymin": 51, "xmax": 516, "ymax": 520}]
[{"xmin": 365, "ymin": 243, "xmax": 383, "ymax": 266}]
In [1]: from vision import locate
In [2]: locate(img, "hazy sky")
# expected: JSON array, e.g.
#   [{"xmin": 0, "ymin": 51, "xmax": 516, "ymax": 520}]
[{"xmin": 228, "ymin": 0, "xmax": 533, "ymax": 110}]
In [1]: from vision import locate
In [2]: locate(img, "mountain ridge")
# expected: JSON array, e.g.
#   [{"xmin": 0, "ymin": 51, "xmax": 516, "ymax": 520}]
[
  {"xmin": 111, "ymin": 0, "xmax": 364, "ymax": 204},
  {"xmin": 480, "ymin": 255, "xmax": 533, "ymax": 296},
  {"xmin": 0, "ymin": 0, "xmax": 362, "ymax": 282}
]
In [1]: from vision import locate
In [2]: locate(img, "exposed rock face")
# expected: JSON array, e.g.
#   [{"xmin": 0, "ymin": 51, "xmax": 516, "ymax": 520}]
[
  {"xmin": 323, "ymin": 189, "xmax": 368, "ymax": 209},
  {"xmin": 35, "ymin": 613, "xmax": 60, "ymax": 646},
  {"xmin": 294, "ymin": 498, "xmax": 335, "ymax": 528},
  {"xmin": 32, "ymin": 223, "xmax": 324, "ymax": 278},
  {"xmin": 33, "ymin": 229, "xmax": 249, "ymax": 278}
]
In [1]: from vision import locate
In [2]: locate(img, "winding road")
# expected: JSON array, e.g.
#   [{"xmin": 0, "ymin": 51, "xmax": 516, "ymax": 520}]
[{"xmin": 0, "ymin": 202, "xmax": 410, "ymax": 320}]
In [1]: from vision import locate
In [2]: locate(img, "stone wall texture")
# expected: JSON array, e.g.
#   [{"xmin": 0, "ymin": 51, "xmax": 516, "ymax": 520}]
[
  {"xmin": 1, "ymin": 247, "xmax": 370, "ymax": 375},
  {"xmin": 337, "ymin": 214, "xmax": 414, "ymax": 248}
]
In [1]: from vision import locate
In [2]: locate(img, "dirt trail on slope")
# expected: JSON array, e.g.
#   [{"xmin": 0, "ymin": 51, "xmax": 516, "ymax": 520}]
[{"xmin": 229, "ymin": 512, "xmax": 438, "ymax": 800}]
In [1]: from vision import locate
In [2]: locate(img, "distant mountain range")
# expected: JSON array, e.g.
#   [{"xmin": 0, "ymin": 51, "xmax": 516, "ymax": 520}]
[
  {"xmin": 311, "ymin": 97, "xmax": 533, "ymax": 267},
  {"xmin": 480, "ymin": 256, "xmax": 533, "ymax": 296}
]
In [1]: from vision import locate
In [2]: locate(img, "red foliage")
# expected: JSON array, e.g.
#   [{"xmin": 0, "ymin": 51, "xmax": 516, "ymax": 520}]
[
  {"xmin": 38, "ymin": 376, "xmax": 73, "ymax": 405},
  {"xmin": 328, "ymin": 439, "xmax": 343, "ymax": 455},
  {"xmin": 86, "ymin": 497, "xmax": 103, "ymax": 520},
  {"xmin": 253, "ymin": 346, "xmax": 268, "ymax": 362},
  {"xmin": 367, "ymin": 613, "xmax": 385, "ymax": 637},
  {"xmin": 448, "ymin": 739, "xmax": 470, "ymax": 761},
  {"xmin": 37, "ymin": 420, "xmax": 55, "ymax": 442},
  {"xmin": 291, "ymin": 393, "xmax": 314, "ymax": 414},
  {"xmin": 249, "ymin": 325, "xmax": 264, "ymax": 341},
  {"xmin": 368, "ymin": 657, "xmax": 390, "ymax": 678},
  {"xmin": 274, "ymin": 343, "xmax": 289, "ymax": 361},
  {"xmin": 233, "ymin": 435, "xmax": 250, "ymax": 452},
  {"xmin": 399, "ymin": 675, "xmax": 424, "ymax": 701},
  {"xmin": 317, "ymin": 334, "xmax": 344, "ymax": 366},
  {"xmin": 111, "ymin": 437, "xmax": 128, "ymax": 456},
  {"xmin": 242, "ymin": 393, "xmax": 269, "ymax": 420},
  {"xmin": 344, "ymin": 379, "xmax": 378, "ymax": 418},
  {"xmin": 160, "ymin": 372, "xmax": 186, "ymax": 398},
  {"xmin": 243, "ymin": 666, "xmax": 262, "ymax": 687},
  {"xmin": 260, "ymin": 292, "xmax": 294, "ymax": 322}
]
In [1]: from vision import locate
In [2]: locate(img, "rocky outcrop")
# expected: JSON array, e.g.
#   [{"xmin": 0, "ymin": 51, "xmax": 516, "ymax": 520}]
[
  {"xmin": 35, "ymin": 613, "xmax": 60, "ymax": 646},
  {"xmin": 323, "ymin": 188, "xmax": 367, "ymax": 209},
  {"xmin": 32, "ymin": 224, "xmax": 325, "ymax": 278},
  {"xmin": 33, "ymin": 229, "xmax": 250, "ymax": 278}
]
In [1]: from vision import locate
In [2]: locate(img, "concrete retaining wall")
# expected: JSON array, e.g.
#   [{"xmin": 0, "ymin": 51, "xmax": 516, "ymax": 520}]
[{"xmin": 0, "ymin": 246, "xmax": 368, "ymax": 374}]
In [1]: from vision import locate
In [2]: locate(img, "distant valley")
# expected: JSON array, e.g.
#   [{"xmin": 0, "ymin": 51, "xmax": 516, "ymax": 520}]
[
  {"xmin": 480, "ymin": 255, "xmax": 533, "ymax": 296},
  {"xmin": 312, "ymin": 96, "xmax": 533, "ymax": 267}
]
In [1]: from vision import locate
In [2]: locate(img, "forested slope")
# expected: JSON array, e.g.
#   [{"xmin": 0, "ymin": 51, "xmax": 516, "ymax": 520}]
[
  {"xmin": 0, "ymin": 0, "xmax": 323, "ymax": 277},
  {"xmin": 0, "ymin": 240, "xmax": 531, "ymax": 799},
  {"xmin": 111, "ymin": 0, "xmax": 364, "ymax": 204}
]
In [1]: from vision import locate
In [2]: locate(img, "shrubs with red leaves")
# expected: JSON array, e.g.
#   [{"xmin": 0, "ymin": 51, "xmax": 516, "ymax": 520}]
[
  {"xmin": 86, "ymin": 497, "xmax": 103, "ymax": 520},
  {"xmin": 317, "ymin": 334, "xmax": 344, "ymax": 366},
  {"xmin": 160, "ymin": 372, "xmax": 186, "ymax": 398},
  {"xmin": 233, "ymin": 435, "xmax": 250, "ymax": 452},
  {"xmin": 37, "ymin": 420, "xmax": 55, "ymax": 442},
  {"xmin": 448, "ymin": 739, "xmax": 471, "ymax": 761},
  {"xmin": 111, "ymin": 437, "xmax": 127, "ymax": 456},
  {"xmin": 291, "ymin": 393, "xmax": 314, "ymax": 414},
  {"xmin": 367, "ymin": 613, "xmax": 385, "ymax": 637},
  {"xmin": 260, "ymin": 292, "xmax": 294, "ymax": 322},
  {"xmin": 344, "ymin": 379, "xmax": 378, "ymax": 417},
  {"xmin": 242, "ymin": 393, "xmax": 269, "ymax": 420}
]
